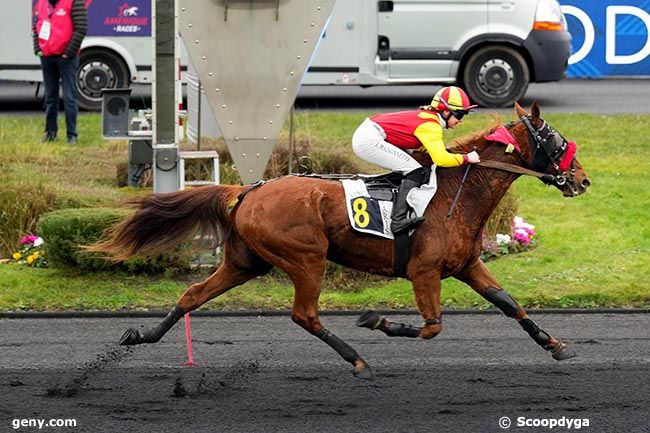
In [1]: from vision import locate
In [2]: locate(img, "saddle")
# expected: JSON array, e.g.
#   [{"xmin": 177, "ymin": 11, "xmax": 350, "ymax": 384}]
[
  {"xmin": 298, "ymin": 171, "xmax": 403, "ymax": 201},
  {"xmin": 299, "ymin": 169, "xmax": 433, "ymax": 278}
]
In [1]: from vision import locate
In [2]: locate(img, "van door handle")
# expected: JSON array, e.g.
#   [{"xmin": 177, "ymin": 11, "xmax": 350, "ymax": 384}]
[{"xmin": 378, "ymin": 1, "xmax": 394, "ymax": 12}]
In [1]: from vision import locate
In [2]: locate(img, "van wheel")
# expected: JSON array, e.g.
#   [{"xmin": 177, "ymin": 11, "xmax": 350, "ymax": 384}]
[
  {"xmin": 461, "ymin": 46, "xmax": 529, "ymax": 108},
  {"xmin": 76, "ymin": 49, "xmax": 130, "ymax": 111}
]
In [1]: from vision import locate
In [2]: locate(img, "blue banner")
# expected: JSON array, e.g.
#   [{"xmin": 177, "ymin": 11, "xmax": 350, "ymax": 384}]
[
  {"xmin": 31, "ymin": 0, "xmax": 151, "ymax": 37},
  {"xmin": 86, "ymin": 0, "xmax": 151, "ymax": 36},
  {"xmin": 561, "ymin": 1, "xmax": 650, "ymax": 77}
]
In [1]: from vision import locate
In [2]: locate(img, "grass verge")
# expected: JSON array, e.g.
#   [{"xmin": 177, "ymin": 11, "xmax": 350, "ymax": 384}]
[{"xmin": 0, "ymin": 111, "xmax": 649, "ymax": 311}]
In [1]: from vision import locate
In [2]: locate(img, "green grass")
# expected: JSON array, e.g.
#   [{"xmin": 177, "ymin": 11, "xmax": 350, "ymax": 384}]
[{"xmin": 0, "ymin": 111, "xmax": 649, "ymax": 311}]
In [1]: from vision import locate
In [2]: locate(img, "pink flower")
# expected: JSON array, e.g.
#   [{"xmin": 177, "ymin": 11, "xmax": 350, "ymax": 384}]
[
  {"xmin": 513, "ymin": 229, "xmax": 532, "ymax": 246},
  {"xmin": 512, "ymin": 216, "xmax": 536, "ymax": 243},
  {"xmin": 522, "ymin": 227, "xmax": 536, "ymax": 237},
  {"xmin": 20, "ymin": 234, "xmax": 39, "ymax": 245}
]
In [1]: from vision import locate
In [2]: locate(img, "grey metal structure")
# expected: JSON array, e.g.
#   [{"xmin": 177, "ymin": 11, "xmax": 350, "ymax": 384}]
[
  {"xmin": 178, "ymin": 151, "xmax": 221, "ymax": 190},
  {"xmin": 152, "ymin": 0, "xmax": 181, "ymax": 193},
  {"xmin": 100, "ymin": 92, "xmax": 154, "ymax": 188},
  {"xmin": 179, "ymin": 0, "xmax": 335, "ymax": 184}
]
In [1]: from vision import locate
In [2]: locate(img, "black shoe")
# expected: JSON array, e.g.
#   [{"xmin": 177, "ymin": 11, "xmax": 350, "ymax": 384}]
[
  {"xmin": 41, "ymin": 132, "xmax": 57, "ymax": 142},
  {"xmin": 67, "ymin": 136, "xmax": 78, "ymax": 144},
  {"xmin": 390, "ymin": 168, "xmax": 427, "ymax": 235},
  {"xmin": 391, "ymin": 216, "xmax": 425, "ymax": 235}
]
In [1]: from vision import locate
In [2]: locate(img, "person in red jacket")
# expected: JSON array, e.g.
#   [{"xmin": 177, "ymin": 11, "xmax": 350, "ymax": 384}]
[
  {"xmin": 32, "ymin": 0, "xmax": 87, "ymax": 144},
  {"xmin": 352, "ymin": 86, "xmax": 480, "ymax": 234}
]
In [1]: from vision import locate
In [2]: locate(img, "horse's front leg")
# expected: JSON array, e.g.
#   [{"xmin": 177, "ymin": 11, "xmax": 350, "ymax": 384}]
[
  {"xmin": 357, "ymin": 273, "xmax": 443, "ymax": 340},
  {"xmin": 456, "ymin": 259, "xmax": 576, "ymax": 360}
]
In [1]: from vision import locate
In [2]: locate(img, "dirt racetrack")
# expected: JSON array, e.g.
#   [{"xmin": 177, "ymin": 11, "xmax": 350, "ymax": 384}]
[{"xmin": 1, "ymin": 313, "xmax": 648, "ymax": 432}]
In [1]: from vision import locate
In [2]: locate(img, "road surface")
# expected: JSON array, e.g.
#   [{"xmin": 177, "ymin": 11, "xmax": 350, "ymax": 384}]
[
  {"xmin": 1, "ymin": 312, "xmax": 648, "ymax": 432},
  {"xmin": 1, "ymin": 79, "xmax": 650, "ymax": 114}
]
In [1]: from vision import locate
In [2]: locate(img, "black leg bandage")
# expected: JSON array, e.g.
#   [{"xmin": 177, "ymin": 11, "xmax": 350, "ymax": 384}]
[
  {"xmin": 120, "ymin": 304, "xmax": 186, "ymax": 345},
  {"xmin": 519, "ymin": 318, "xmax": 551, "ymax": 347},
  {"xmin": 484, "ymin": 287, "xmax": 521, "ymax": 317},
  {"xmin": 356, "ymin": 311, "xmax": 420, "ymax": 338},
  {"xmin": 385, "ymin": 321, "xmax": 421, "ymax": 338},
  {"xmin": 316, "ymin": 328, "xmax": 361, "ymax": 364},
  {"xmin": 142, "ymin": 304, "xmax": 186, "ymax": 343}
]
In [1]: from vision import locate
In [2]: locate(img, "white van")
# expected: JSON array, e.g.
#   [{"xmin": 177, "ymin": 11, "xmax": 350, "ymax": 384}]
[{"xmin": 304, "ymin": 0, "xmax": 571, "ymax": 107}]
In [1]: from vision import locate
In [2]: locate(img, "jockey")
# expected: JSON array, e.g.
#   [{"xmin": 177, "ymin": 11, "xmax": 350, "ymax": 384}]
[{"xmin": 352, "ymin": 86, "xmax": 481, "ymax": 234}]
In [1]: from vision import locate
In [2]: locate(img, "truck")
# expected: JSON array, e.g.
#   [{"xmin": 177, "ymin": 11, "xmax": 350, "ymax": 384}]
[{"xmin": 0, "ymin": 0, "xmax": 571, "ymax": 110}]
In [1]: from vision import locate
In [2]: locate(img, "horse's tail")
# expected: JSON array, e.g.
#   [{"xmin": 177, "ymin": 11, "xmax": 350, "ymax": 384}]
[{"xmin": 87, "ymin": 185, "xmax": 246, "ymax": 261}]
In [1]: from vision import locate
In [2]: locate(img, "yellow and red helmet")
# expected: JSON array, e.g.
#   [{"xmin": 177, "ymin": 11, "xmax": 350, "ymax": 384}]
[{"xmin": 431, "ymin": 86, "xmax": 478, "ymax": 113}]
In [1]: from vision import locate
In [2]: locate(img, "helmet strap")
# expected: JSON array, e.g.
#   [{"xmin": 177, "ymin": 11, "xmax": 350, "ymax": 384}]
[{"xmin": 441, "ymin": 111, "xmax": 452, "ymax": 128}]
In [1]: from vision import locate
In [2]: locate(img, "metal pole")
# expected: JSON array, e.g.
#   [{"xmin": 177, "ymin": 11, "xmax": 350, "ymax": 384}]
[
  {"xmin": 197, "ymin": 80, "xmax": 202, "ymax": 150},
  {"xmin": 152, "ymin": 0, "xmax": 180, "ymax": 193},
  {"xmin": 288, "ymin": 105, "xmax": 294, "ymax": 174}
]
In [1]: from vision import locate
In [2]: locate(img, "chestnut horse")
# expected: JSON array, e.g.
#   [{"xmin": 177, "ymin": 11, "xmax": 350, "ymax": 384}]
[{"xmin": 89, "ymin": 102, "xmax": 590, "ymax": 380}]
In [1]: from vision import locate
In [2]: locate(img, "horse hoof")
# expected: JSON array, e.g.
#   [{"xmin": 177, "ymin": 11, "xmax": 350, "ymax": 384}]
[
  {"xmin": 552, "ymin": 344, "xmax": 577, "ymax": 361},
  {"xmin": 356, "ymin": 310, "xmax": 381, "ymax": 329},
  {"xmin": 353, "ymin": 363, "xmax": 375, "ymax": 381},
  {"xmin": 120, "ymin": 328, "xmax": 144, "ymax": 345}
]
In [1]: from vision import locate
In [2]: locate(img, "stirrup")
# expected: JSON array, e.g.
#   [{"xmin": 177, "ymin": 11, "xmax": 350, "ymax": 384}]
[{"xmin": 391, "ymin": 216, "xmax": 425, "ymax": 235}]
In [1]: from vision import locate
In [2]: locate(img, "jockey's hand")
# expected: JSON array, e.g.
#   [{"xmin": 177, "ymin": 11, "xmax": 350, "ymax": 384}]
[{"xmin": 465, "ymin": 151, "xmax": 481, "ymax": 164}]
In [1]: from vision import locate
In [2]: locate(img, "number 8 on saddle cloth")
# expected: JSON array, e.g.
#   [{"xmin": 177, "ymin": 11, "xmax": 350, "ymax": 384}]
[{"xmin": 341, "ymin": 167, "xmax": 438, "ymax": 240}]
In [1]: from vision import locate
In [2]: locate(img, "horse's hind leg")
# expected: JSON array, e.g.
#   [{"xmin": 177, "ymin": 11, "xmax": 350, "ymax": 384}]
[
  {"xmin": 456, "ymin": 259, "xmax": 576, "ymax": 360},
  {"xmin": 257, "ymin": 248, "xmax": 373, "ymax": 380},
  {"xmin": 288, "ymin": 261, "xmax": 374, "ymax": 380},
  {"xmin": 120, "ymin": 238, "xmax": 272, "ymax": 346}
]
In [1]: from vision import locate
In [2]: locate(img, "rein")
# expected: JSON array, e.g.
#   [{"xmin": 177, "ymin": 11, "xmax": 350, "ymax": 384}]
[
  {"xmin": 479, "ymin": 116, "xmax": 575, "ymax": 188},
  {"xmin": 446, "ymin": 115, "xmax": 576, "ymax": 216},
  {"xmin": 446, "ymin": 158, "xmax": 554, "ymax": 218},
  {"xmin": 477, "ymin": 160, "xmax": 556, "ymax": 183}
]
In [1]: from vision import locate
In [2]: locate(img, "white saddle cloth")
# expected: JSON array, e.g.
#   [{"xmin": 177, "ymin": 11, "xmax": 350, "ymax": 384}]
[{"xmin": 340, "ymin": 165, "xmax": 438, "ymax": 239}]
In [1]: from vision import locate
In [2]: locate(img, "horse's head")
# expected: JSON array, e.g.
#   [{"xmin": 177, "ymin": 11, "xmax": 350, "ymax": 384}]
[{"xmin": 502, "ymin": 102, "xmax": 591, "ymax": 197}]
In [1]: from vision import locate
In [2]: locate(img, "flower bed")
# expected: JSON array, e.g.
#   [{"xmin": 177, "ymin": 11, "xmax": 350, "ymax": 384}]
[
  {"xmin": 10, "ymin": 234, "xmax": 48, "ymax": 268},
  {"xmin": 7, "ymin": 216, "xmax": 537, "ymax": 270},
  {"xmin": 481, "ymin": 216, "xmax": 536, "ymax": 262}
]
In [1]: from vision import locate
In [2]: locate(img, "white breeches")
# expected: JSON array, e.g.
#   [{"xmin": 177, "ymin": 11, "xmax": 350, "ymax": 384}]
[{"xmin": 352, "ymin": 118, "xmax": 421, "ymax": 174}]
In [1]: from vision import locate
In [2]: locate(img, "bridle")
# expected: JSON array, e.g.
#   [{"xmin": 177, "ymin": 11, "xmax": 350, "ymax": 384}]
[
  {"xmin": 448, "ymin": 114, "xmax": 581, "ymax": 216},
  {"xmin": 478, "ymin": 115, "xmax": 579, "ymax": 194},
  {"xmin": 521, "ymin": 116, "xmax": 576, "ymax": 182}
]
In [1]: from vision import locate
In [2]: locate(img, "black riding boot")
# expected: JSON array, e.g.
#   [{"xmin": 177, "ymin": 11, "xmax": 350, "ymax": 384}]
[{"xmin": 391, "ymin": 167, "xmax": 427, "ymax": 235}]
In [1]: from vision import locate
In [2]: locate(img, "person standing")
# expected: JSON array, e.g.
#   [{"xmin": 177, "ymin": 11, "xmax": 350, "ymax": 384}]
[{"xmin": 32, "ymin": 0, "xmax": 87, "ymax": 144}]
